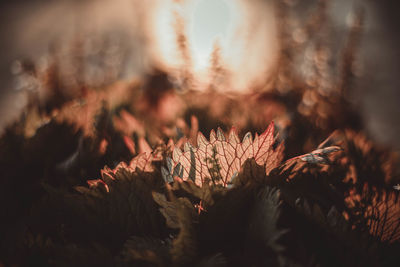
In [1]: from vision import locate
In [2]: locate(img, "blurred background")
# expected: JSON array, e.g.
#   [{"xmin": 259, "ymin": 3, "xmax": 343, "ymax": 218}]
[{"xmin": 0, "ymin": 0, "xmax": 399, "ymax": 149}]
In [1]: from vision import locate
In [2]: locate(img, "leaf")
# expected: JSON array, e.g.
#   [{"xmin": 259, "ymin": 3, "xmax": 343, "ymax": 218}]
[
  {"xmin": 87, "ymin": 179, "xmax": 109, "ymax": 193},
  {"xmin": 161, "ymin": 158, "xmax": 183, "ymax": 183},
  {"xmin": 299, "ymin": 146, "xmax": 342, "ymax": 164},
  {"xmin": 152, "ymin": 190, "xmax": 198, "ymax": 265},
  {"xmin": 170, "ymin": 122, "xmax": 284, "ymax": 186},
  {"xmin": 169, "ymin": 197, "xmax": 198, "ymax": 265},
  {"xmin": 279, "ymin": 136, "xmax": 343, "ymax": 174},
  {"xmin": 365, "ymin": 191, "xmax": 400, "ymax": 243},
  {"xmin": 128, "ymin": 153, "xmax": 155, "ymax": 172},
  {"xmin": 74, "ymin": 164, "xmax": 167, "ymax": 240},
  {"xmin": 233, "ymin": 158, "xmax": 268, "ymax": 186},
  {"xmin": 123, "ymin": 135, "xmax": 136, "ymax": 155},
  {"xmin": 139, "ymin": 137, "xmax": 152, "ymax": 154},
  {"xmin": 247, "ymin": 187, "xmax": 288, "ymax": 253},
  {"xmin": 91, "ymin": 141, "xmax": 162, "ymax": 177},
  {"xmin": 152, "ymin": 192, "xmax": 180, "ymax": 229}
]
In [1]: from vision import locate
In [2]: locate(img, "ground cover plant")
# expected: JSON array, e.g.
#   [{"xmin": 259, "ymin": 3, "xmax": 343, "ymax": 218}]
[{"xmin": 0, "ymin": 1, "xmax": 399, "ymax": 266}]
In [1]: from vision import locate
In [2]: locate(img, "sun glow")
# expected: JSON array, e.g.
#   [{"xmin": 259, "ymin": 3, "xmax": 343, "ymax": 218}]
[
  {"xmin": 190, "ymin": 0, "xmax": 235, "ymax": 70},
  {"xmin": 150, "ymin": 0, "xmax": 278, "ymax": 91}
]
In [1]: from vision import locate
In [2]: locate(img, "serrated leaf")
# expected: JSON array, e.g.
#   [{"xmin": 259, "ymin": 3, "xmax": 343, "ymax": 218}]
[
  {"xmin": 152, "ymin": 192, "xmax": 180, "ymax": 229},
  {"xmin": 247, "ymin": 187, "xmax": 288, "ymax": 254},
  {"xmin": 171, "ymin": 122, "xmax": 284, "ymax": 186},
  {"xmin": 129, "ymin": 153, "xmax": 153, "ymax": 171}
]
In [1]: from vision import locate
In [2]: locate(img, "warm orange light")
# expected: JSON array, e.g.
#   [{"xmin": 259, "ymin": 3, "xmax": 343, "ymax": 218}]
[
  {"xmin": 149, "ymin": 0, "xmax": 278, "ymax": 92},
  {"xmin": 190, "ymin": 0, "xmax": 235, "ymax": 70}
]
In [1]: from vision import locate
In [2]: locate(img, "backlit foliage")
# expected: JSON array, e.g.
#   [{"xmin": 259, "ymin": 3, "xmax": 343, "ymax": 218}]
[
  {"xmin": 1, "ymin": 1, "xmax": 400, "ymax": 266},
  {"xmin": 168, "ymin": 122, "xmax": 283, "ymax": 186}
]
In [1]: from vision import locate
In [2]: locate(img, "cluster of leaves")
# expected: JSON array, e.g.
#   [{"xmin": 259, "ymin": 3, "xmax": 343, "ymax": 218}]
[
  {"xmin": 1, "ymin": 0, "xmax": 400, "ymax": 266},
  {"xmin": 1, "ymin": 114, "xmax": 399, "ymax": 266}
]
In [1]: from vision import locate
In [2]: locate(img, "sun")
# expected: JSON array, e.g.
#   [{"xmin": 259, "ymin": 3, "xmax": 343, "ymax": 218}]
[
  {"xmin": 189, "ymin": 0, "xmax": 236, "ymax": 70},
  {"xmin": 149, "ymin": 0, "xmax": 278, "ymax": 91},
  {"xmin": 150, "ymin": 0, "xmax": 237, "ymax": 70}
]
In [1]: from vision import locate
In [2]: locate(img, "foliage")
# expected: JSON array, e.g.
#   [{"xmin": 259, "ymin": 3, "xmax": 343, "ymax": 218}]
[
  {"xmin": 167, "ymin": 122, "xmax": 283, "ymax": 186},
  {"xmin": 1, "ymin": 1, "xmax": 400, "ymax": 266}
]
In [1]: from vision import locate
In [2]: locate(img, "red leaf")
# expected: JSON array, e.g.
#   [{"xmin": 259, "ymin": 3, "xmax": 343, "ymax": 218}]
[
  {"xmin": 129, "ymin": 152, "xmax": 155, "ymax": 172},
  {"xmin": 87, "ymin": 179, "xmax": 109, "ymax": 192},
  {"xmin": 171, "ymin": 122, "xmax": 284, "ymax": 186}
]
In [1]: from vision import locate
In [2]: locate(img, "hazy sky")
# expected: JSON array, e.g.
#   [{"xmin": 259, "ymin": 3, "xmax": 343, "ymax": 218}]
[{"xmin": 0, "ymin": 0, "xmax": 399, "ymax": 148}]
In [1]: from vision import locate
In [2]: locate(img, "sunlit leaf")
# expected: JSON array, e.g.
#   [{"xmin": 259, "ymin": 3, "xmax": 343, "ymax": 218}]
[
  {"xmin": 300, "ymin": 146, "xmax": 342, "ymax": 164},
  {"xmin": 169, "ymin": 122, "xmax": 284, "ymax": 186}
]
